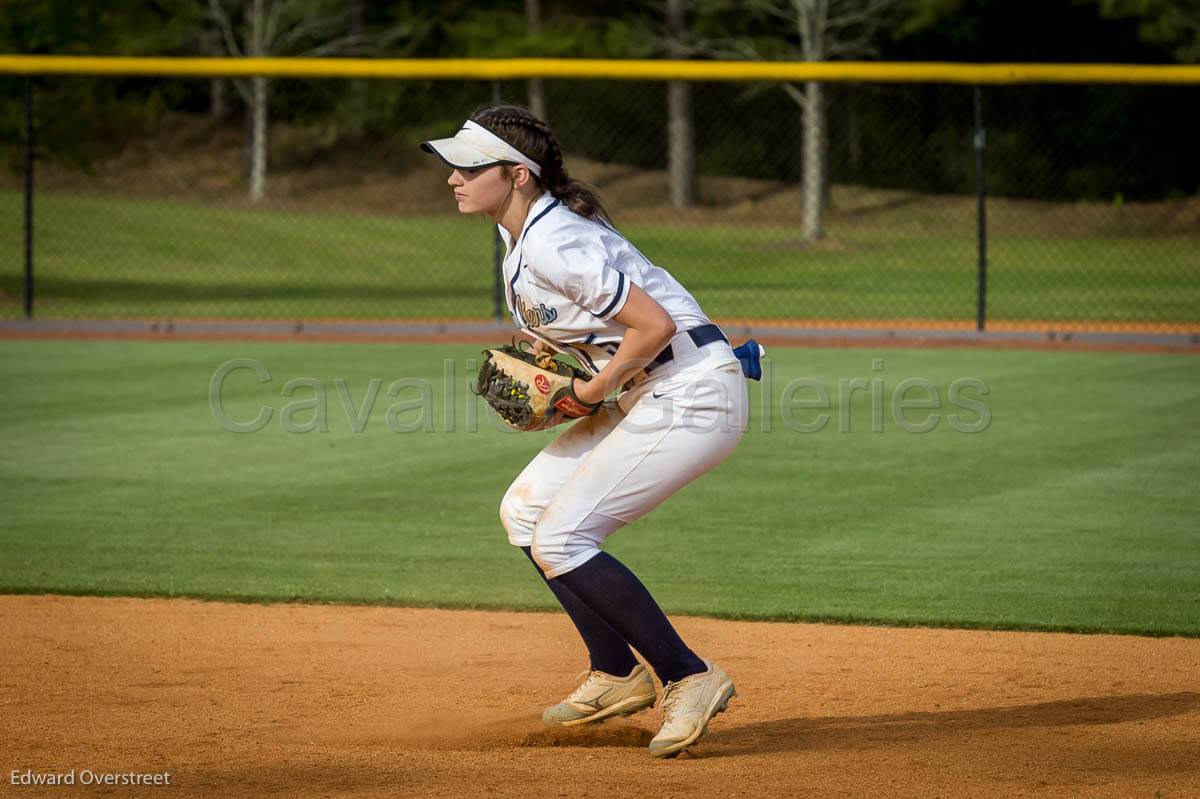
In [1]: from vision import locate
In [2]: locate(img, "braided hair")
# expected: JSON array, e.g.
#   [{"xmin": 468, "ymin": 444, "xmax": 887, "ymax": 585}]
[{"xmin": 470, "ymin": 104, "xmax": 611, "ymax": 224}]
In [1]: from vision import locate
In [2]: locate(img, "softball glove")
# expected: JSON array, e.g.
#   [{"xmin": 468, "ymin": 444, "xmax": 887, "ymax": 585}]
[{"xmin": 476, "ymin": 343, "xmax": 601, "ymax": 432}]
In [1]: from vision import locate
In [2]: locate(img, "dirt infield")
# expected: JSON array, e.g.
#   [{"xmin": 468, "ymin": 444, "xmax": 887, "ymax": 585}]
[{"xmin": 2, "ymin": 596, "xmax": 1198, "ymax": 798}]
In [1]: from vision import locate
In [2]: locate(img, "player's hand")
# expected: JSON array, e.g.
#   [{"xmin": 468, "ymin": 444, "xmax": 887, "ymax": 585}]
[{"xmin": 572, "ymin": 377, "xmax": 605, "ymax": 407}]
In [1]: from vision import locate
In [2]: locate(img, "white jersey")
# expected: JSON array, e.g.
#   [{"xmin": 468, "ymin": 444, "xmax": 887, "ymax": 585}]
[
  {"xmin": 494, "ymin": 195, "xmax": 749, "ymax": 584},
  {"xmin": 499, "ymin": 193, "xmax": 713, "ymax": 374}
]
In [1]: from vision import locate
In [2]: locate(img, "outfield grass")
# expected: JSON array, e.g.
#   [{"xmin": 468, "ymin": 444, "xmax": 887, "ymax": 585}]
[
  {"xmin": 1, "ymin": 191, "xmax": 1197, "ymax": 323},
  {"xmin": 3, "ymin": 339, "xmax": 1198, "ymax": 635}
]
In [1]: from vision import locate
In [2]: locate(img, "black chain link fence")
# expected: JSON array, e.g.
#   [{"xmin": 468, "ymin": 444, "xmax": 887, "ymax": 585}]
[{"xmin": 2, "ymin": 73, "xmax": 1197, "ymax": 329}]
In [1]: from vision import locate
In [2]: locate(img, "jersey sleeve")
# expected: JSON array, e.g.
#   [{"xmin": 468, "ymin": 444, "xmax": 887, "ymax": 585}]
[{"xmin": 527, "ymin": 225, "xmax": 631, "ymax": 321}]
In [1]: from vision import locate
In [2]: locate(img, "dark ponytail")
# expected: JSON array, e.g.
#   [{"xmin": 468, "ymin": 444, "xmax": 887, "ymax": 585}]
[{"xmin": 470, "ymin": 104, "xmax": 611, "ymax": 224}]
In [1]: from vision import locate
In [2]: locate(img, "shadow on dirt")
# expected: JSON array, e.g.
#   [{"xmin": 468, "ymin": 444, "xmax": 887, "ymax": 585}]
[
  {"xmin": 519, "ymin": 724, "xmax": 653, "ymax": 749},
  {"xmin": 710, "ymin": 691, "xmax": 1200, "ymax": 756}
]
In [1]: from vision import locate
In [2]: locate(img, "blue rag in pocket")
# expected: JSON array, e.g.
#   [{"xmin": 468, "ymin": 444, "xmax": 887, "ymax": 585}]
[{"xmin": 733, "ymin": 339, "xmax": 765, "ymax": 381}]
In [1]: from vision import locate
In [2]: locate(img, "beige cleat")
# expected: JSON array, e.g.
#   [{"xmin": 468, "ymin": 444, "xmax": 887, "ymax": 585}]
[
  {"xmin": 542, "ymin": 663, "xmax": 658, "ymax": 727},
  {"xmin": 648, "ymin": 659, "xmax": 736, "ymax": 758}
]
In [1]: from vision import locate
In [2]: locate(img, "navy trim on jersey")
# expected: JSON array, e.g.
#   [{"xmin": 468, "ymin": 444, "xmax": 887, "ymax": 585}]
[
  {"xmin": 507, "ymin": 261, "xmax": 524, "ymax": 327},
  {"xmin": 593, "ymin": 271, "xmax": 627, "ymax": 318},
  {"xmin": 519, "ymin": 199, "xmax": 561, "ymax": 245},
  {"xmin": 582, "ymin": 333, "xmax": 617, "ymax": 358},
  {"xmin": 572, "ymin": 345, "xmax": 600, "ymax": 374},
  {"xmin": 505, "ymin": 198, "xmax": 561, "ymax": 329}
]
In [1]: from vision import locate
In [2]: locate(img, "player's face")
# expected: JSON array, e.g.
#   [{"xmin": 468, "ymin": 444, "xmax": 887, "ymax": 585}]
[{"xmin": 447, "ymin": 165, "xmax": 511, "ymax": 215}]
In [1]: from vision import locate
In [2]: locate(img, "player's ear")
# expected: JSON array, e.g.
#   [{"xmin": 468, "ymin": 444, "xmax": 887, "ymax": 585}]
[{"xmin": 512, "ymin": 165, "xmax": 532, "ymax": 188}]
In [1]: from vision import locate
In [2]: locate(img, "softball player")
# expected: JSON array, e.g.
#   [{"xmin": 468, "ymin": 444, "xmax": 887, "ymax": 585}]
[{"xmin": 422, "ymin": 105, "xmax": 750, "ymax": 758}]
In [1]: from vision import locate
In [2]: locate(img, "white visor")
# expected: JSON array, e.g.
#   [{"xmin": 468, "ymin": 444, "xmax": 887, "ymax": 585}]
[{"xmin": 420, "ymin": 120, "xmax": 542, "ymax": 177}]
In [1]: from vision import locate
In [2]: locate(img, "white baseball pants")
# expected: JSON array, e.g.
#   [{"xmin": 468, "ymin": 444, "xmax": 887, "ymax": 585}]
[{"xmin": 499, "ymin": 341, "xmax": 749, "ymax": 579}]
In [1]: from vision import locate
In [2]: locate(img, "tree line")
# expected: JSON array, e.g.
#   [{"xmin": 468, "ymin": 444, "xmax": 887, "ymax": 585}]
[{"xmin": 2, "ymin": 0, "xmax": 1197, "ymax": 239}]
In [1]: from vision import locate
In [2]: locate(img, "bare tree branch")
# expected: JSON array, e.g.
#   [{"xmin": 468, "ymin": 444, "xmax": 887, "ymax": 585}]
[
  {"xmin": 200, "ymin": 0, "xmax": 440, "ymax": 203},
  {"xmin": 781, "ymin": 80, "xmax": 810, "ymax": 110},
  {"xmin": 205, "ymin": 0, "xmax": 253, "ymax": 105},
  {"xmin": 206, "ymin": 0, "xmax": 243, "ymax": 58},
  {"xmin": 690, "ymin": 34, "xmax": 766, "ymax": 60},
  {"xmin": 272, "ymin": 6, "xmax": 346, "ymax": 52},
  {"xmin": 262, "ymin": 0, "xmax": 285, "ymax": 53},
  {"xmin": 299, "ymin": 31, "xmax": 366, "ymax": 58},
  {"xmin": 687, "ymin": 0, "xmax": 900, "ymax": 242}
]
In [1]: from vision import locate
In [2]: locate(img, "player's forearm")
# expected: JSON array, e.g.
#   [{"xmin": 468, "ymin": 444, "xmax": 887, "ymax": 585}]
[
  {"xmin": 598, "ymin": 324, "xmax": 676, "ymax": 395},
  {"xmin": 574, "ymin": 282, "xmax": 676, "ymax": 405}
]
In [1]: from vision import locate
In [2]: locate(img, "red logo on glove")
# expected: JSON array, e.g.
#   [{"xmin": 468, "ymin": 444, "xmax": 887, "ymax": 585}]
[
  {"xmin": 554, "ymin": 395, "xmax": 593, "ymax": 417},
  {"xmin": 534, "ymin": 374, "xmax": 551, "ymax": 394}
]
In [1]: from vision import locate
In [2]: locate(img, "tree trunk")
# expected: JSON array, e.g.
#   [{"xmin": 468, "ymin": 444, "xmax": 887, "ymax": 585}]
[
  {"xmin": 242, "ymin": 95, "xmax": 252, "ymax": 181},
  {"xmin": 211, "ymin": 78, "xmax": 227, "ymax": 119},
  {"xmin": 668, "ymin": 81, "xmax": 695, "ymax": 208},
  {"xmin": 250, "ymin": 75, "xmax": 267, "ymax": 202},
  {"xmin": 666, "ymin": 0, "xmax": 695, "ymax": 208},
  {"xmin": 526, "ymin": 0, "xmax": 546, "ymax": 119},
  {"xmin": 202, "ymin": 28, "xmax": 227, "ymax": 119},
  {"xmin": 528, "ymin": 79, "xmax": 546, "ymax": 121},
  {"xmin": 801, "ymin": 80, "xmax": 824, "ymax": 241},
  {"xmin": 346, "ymin": 0, "xmax": 366, "ymax": 138},
  {"xmin": 821, "ymin": 85, "xmax": 831, "ymax": 213},
  {"xmin": 247, "ymin": 0, "xmax": 266, "ymax": 202}
]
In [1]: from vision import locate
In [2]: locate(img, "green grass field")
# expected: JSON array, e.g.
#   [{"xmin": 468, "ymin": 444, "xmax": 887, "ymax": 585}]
[
  {"xmin": 1, "ymin": 191, "xmax": 1197, "ymax": 323},
  {"xmin": 3, "ymin": 339, "xmax": 1198, "ymax": 635}
]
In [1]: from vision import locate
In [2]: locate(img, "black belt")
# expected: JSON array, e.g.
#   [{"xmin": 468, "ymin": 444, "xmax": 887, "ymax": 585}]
[{"xmin": 645, "ymin": 323, "xmax": 728, "ymax": 374}]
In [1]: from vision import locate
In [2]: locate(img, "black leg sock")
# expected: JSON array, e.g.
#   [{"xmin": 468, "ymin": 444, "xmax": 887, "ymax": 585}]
[
  {"xmin": 551, "ymin": 551, "xmax": 707, "ymax": 685},
  {"xmin": 521, "ymin": 546, "xmax": 638, "ymax": 677}
]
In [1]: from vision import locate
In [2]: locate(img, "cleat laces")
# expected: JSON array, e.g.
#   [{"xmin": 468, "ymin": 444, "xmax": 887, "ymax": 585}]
[
  {"xmin": 565, "ymin": 669, "xmax": 597, "ymax": 703},
  {"xmin": 658, "ymin": 681, "xmax": 684, "ymax": 718}
]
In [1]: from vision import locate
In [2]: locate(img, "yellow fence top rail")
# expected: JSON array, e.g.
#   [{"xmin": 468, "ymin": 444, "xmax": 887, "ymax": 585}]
[{"xmin": 1, "ymin": 56, "xmax": 1199, "ymax": 84}]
